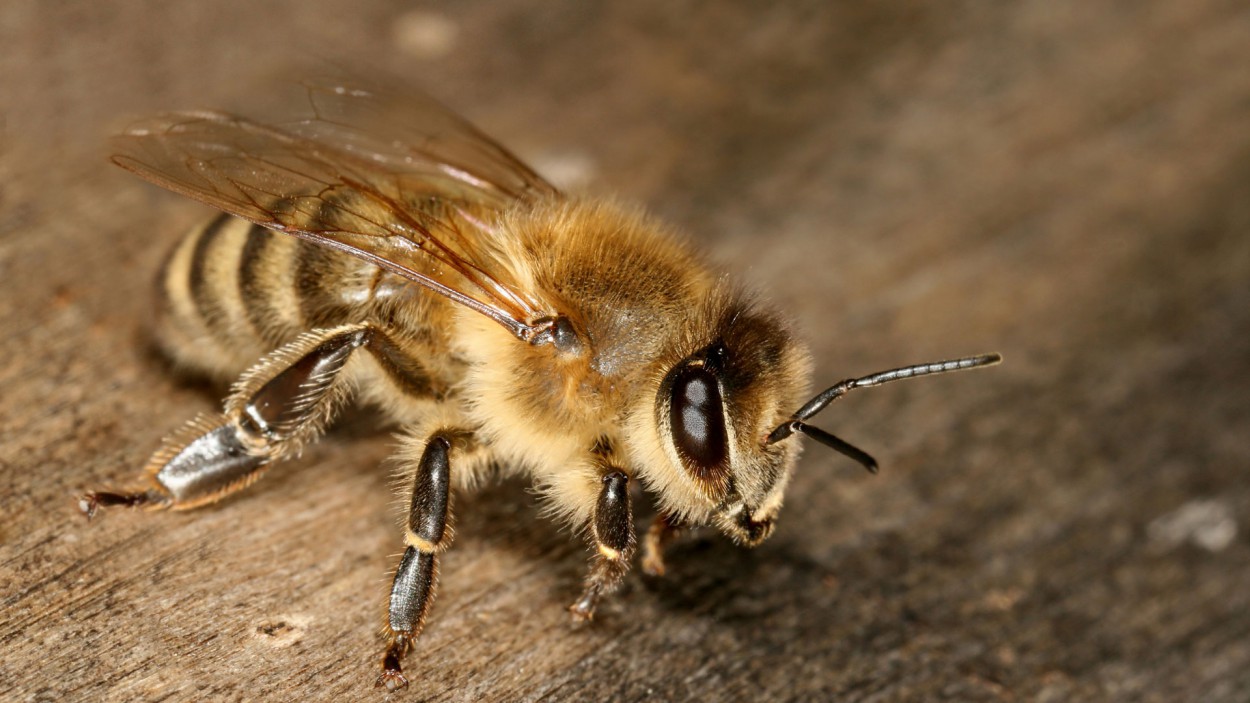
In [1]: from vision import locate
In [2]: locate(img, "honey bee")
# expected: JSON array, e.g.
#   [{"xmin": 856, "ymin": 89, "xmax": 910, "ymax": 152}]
[{"xmin": 79, "ymin": 76, "xmax": 1001, "ymax": 690}]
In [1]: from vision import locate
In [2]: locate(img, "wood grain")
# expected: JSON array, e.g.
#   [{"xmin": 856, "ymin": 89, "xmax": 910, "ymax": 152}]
[{"xmin": 3, "ymin": 2, "xmax": 1249, "ymax": 701}]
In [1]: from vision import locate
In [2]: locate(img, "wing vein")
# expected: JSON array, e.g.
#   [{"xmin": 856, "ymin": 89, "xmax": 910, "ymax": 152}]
[{"xmin": 111, "ymin": 77, "xmax": 563, "ymax": 342}]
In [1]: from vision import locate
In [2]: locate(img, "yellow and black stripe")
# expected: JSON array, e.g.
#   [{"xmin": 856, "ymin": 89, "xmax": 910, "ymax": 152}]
[{"xmin": 153, "ymin": 213, "xmax": 448, "ymax": 407}]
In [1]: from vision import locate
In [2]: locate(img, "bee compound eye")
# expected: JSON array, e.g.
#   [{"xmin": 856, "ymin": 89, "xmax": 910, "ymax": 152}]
[{"xmin": 668, "ymin": 364, "xmax": 729, "ymax": 475}]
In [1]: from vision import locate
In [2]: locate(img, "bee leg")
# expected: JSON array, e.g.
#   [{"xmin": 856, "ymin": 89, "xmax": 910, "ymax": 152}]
[
  {"xmin": 377, "ymin": 433, "xmax": 455, "ymax": 691},
  {"xmin": 640, "ymin": 512, "xmax": 685, "ymax": 577},
  {"xmin": 569, "ymin": 471, "xmax": 636, "ymax": 621},
  {"xmin": 79, "ymin": 323, "xmax": 373, "ymax": 517}
]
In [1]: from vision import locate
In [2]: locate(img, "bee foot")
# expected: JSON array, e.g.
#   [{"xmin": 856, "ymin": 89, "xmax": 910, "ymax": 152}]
[
  {"xmin": 568, "ymin": 592, "xmax": 598, "ymax": 623},
  {"xmin": 374, "ymin": 668, "xmax": 409, "ymax": 691},
  {"xmin": 375, "ymin": 636, "xmax": 411, "ymax": 690},
  {"xmin": 76, "ymin": 490, "xmax": 156, "ymax": 520},
  {"xmin": 640, "ymin": 553, "xmax": 666, "ymax": 578},
  {"xmin": 77, "ymin": 494, "xmax": 100, "ymax": 520}
]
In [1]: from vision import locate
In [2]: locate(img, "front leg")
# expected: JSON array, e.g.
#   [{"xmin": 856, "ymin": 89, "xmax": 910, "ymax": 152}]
[
  {"xmin": 640, "ymin": 512, "xmax": 685, "ymax": 577},
  {"xmin": 569, "ymin": 471, "xmax": 636, "ymax": 621}
]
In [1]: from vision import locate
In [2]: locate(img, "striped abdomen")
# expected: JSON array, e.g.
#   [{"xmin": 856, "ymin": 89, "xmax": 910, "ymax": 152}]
[{"xmin": 155, "ymin": 213, "xmax": 452, "ymax": 391}]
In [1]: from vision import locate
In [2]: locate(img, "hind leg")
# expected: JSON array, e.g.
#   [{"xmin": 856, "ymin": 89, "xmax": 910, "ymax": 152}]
[{"xmin": 80, "ymin": 323, "xmax": 410, "ymax": 516}]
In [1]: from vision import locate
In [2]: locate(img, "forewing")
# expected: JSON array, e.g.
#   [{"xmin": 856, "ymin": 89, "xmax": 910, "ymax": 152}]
[
  {"xmin": 285, "ymin": 74, "xmax": 558, "ymax": 204},
  {"xmin": 112, "ymin": 99, "xmax": 556, "ymax": 339}
]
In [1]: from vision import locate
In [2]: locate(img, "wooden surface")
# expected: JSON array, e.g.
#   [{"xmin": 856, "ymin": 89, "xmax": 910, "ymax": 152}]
[{"xmin": 3, "ymin": 2, "xmax": 1250, "ymax": 701}]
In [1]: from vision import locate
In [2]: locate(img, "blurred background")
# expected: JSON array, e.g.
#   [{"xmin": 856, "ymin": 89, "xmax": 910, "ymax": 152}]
[{"xmin": 2, "ymin": 2, "xmax": 1248, "ymax": 701}]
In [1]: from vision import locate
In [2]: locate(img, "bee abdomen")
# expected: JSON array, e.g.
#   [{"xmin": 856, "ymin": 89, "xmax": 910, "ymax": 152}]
[
  {"xmin": 157, "ymin": 213, "xmax": 353, "ymax": 377},
  {"xmin": 156, "ymin": 213, "xmax": 269, "ymax": 378},
  {"xmin": 156, "ymin": 214, "xmax": 411, "ymax": 383},
  {"xmin": 236, "ymin": 222, "xmax": 315, "ymax": 345},
  {"xmin": 155, "ymin": 209, "xmax": 452, "ymax": 414}
]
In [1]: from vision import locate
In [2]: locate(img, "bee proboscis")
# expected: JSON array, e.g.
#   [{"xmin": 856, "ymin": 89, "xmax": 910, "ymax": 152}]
[{"xmin": 79, "ymin": 76, "xmax": 1001, "ymax": 689}]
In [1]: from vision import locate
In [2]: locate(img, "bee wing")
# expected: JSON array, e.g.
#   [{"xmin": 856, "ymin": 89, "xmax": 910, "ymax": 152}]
[
  {"xmin": 112, "ymin": 90, "xmax": 559, "ymax": 340},
  {"xmin": 284, "ymin": 74, "xmax": 558, "ymax": 204}
]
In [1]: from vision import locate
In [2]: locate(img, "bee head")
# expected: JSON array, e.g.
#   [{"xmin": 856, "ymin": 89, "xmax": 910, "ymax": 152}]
[
  {"xmin": 633, "ymin": 301, "xmax": 811, "ymax": 547},
  {"xmin": 631, "ymin": 290, "xmax": 1000, "ymax": 547}
]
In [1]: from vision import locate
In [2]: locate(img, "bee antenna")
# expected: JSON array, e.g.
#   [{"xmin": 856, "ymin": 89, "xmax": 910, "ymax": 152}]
[
  {"xmin": 765, "ymin": 353, "xmax": 1003, "ymax": 469},
  {"xmin": 767, "ymin": 420, "xmax": 879, "ymax": 473}
]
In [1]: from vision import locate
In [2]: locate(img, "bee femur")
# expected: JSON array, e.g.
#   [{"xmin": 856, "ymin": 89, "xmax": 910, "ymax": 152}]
[{"xmin": 766, "ymin": 353, "xmax": 1003, "ymax": 472}]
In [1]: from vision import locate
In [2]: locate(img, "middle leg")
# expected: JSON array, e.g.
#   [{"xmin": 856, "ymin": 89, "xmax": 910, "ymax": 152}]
[{"xmin": 377, "ymin": 431, "xmax": 466, "ymax": 690}]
